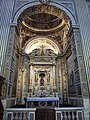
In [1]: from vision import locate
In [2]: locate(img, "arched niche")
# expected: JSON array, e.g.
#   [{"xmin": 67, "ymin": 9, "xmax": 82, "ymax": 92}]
[
  {"xmin": 12, "ymin": 1, "xmax": 77, "ymax": 26},
  {"xmin": 24, "ymin": 36, "xmax": 60, "ymax": 54}
]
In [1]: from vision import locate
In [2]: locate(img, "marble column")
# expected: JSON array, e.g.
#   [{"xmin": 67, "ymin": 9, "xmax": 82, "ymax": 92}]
[
  {"xmin": 52, "ymin": 65, "xmax": 56, "ymax": 95},
  {"xmin": 61, "ymin": 58, "xmax": 68, "ymax": 103},
  {"xmin": 29, "ymin": 64, "xmax": 33, "ymax": 96},
  {"xmin": 56, "ymin": 58, "xmax": 62, "ymax": 99}
]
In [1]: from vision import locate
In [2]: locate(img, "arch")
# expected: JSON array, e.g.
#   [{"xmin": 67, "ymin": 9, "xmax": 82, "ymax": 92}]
[
  {"xmin": 12, "ymin": 1, "xmax": 77, "ymax": 25},
  {"xmin": 24, "ymin": 36, "xmax": 60, "ymax": 54}
]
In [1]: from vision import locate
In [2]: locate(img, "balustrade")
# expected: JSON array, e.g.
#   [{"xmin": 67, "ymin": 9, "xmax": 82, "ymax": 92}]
[
  {"xmin": 5, "ymin": 108, "xmax": 36, "ymax": 120},
  {"xmin": 55, "ymin": 107, "xmax": 84, "ymax": 120},
  {"xmin": 5, "ymin": 107, "xmax": 84, "ymax": 120}
]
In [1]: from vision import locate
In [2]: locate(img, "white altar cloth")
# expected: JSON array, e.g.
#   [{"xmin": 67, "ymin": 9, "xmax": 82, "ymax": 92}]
[
  {"xmin": 26, "ymin": 97, "xmax": 59, "ymax": 101},
  {"xmin": 26, "ymin": 97, "xmax": 59, "ymax": 107}
]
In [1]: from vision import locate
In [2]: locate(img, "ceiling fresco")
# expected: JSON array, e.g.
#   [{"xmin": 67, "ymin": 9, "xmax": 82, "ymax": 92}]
[
  {"xmin": 17, "ymin": 4, "xmax": 70, "ymax": 54},
  {"xmin": 18, "ymin": 4, "xmax": 70, "ymax": 34}
]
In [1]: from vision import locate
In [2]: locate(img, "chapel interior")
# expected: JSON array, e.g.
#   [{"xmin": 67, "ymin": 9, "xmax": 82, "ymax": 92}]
[
  {"xmin": 1, "ymin": 0, "xmax": 90, "ymax": 120},
  {"xmin": 2, "ymin": 4, "xmax": 83, "ymax": 109}
]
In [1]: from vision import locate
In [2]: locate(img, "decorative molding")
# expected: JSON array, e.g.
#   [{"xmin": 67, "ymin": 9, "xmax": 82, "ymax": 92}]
[
  {"xmin": 28, "ymin": 48, "xmax": 57, "ymax": 57},
  {"xmin": 15, "ymin": 1, "xmax": 28, "ymax": 9},
  {"xmin": 62, "ymin": 3, "xmax": 74, "ymax": 11},
  {"xmin": 39, "ymin": 0, "xmax": 50, "ymax": 4}
]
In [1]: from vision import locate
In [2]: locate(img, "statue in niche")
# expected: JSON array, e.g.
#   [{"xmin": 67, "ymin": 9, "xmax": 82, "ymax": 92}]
[
  {"xmin": 29, "ymin": 48, "xmax": 40, "ymax": 56},
  {"xmin": 35, "ymin": 73, "xmax": 38, "ymax": 82},
  {"xmin": 40, "ymin": 73, "xmax": 45, "ymax": 86},
  {"xmin": 45, "ymin": 49, "xmax": 57, "ymax": 56},
  {"xmin": 46, "ymin": 73, "xmax": 50, "ymax": 83}
]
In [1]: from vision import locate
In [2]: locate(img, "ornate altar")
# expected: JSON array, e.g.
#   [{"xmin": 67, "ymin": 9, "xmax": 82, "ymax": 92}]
[
  {"xmin": 25, "ymin": 97, "xmax": 59, "ymax": 107},
  {"xmin": 28, "ymin": 47, "xmax": 57, "ymax": 98},
  {"xmin": 16, "ymin": 37, "xmax": 68, "ymax": 104}
]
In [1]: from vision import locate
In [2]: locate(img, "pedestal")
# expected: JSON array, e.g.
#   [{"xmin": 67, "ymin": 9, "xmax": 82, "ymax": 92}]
[{"xmin": 0, "ymin": 75, "xmax": 5, "ymax": 120}]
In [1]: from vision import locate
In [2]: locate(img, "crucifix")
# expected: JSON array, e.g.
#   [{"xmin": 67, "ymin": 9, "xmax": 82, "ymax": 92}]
[{"xmin": 40, "ymin": 45, "xmax": 45, "ymax": 55}]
